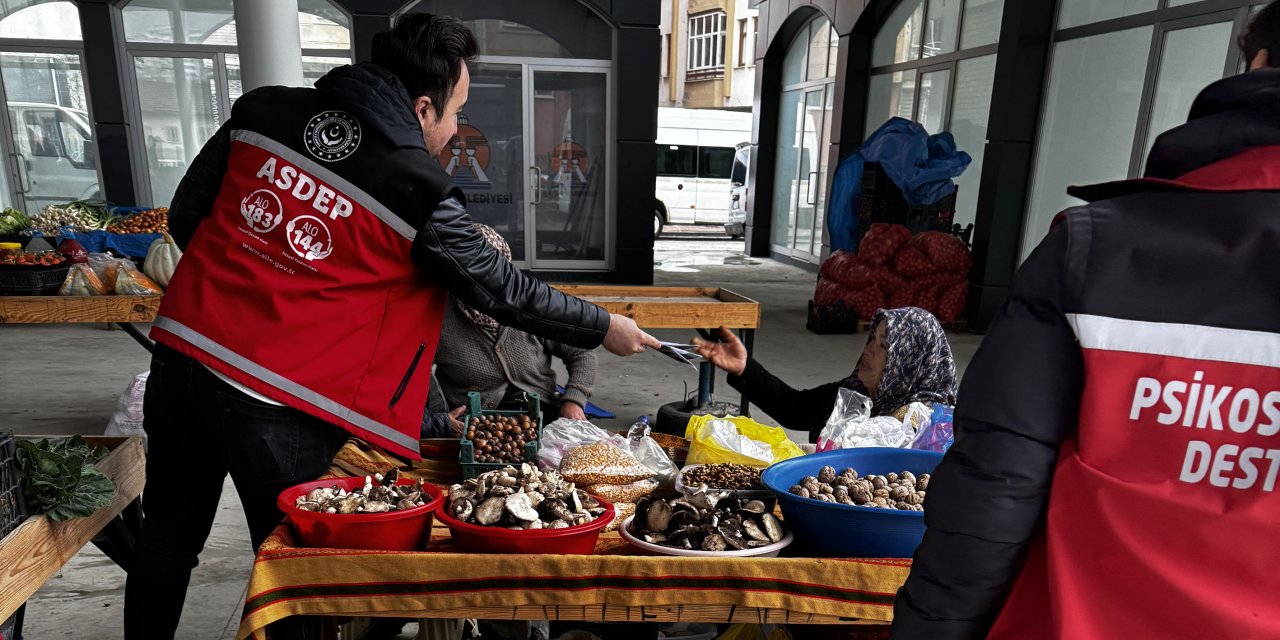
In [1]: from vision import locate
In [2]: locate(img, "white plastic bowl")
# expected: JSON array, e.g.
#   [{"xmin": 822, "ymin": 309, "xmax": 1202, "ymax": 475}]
[
  {"xmin": 619, "ymin": 515, "xmax": 794, "ymax": 558},
  {"xmin": 675, "ymin": 464, "xmax": 776, "ymax": 507}
]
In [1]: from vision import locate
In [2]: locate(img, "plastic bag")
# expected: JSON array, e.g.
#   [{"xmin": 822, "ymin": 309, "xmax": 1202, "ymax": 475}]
[
  {"xmin": 910, "ymin": 403, "xmax": 955, "ymax": 452},
  {"xmin": 86, "ymin": 252, "xmax": 123, "ymax": 293},
  {"xmin": 684, "ymin": 415, "xmax": 806, "ymax": 467},
  {"xmin": 583, "ymin": 479, "xmax": 657, "ymax": 504},
  {"xmin": 58, "ymin": 264, "xmax": 107, "ymax": 296},
  {"xmin": 105, "ymin": 370, "xmax": 149, "ymax": 446},
  {"xmin": 816, "ymin": 388, "xmax": 917, "ymax": 451},
  {"xmin": 624, "ymin": 421, "xmax": 679, "ymax": 489},
  {"xmin": 894, "ymin": 402, "xmax": 933, "ymax": 433},
  {"xmin": 816, "ymin": 388, "xmax": 872, "ymax": 452},
  {"xmin": 113, "ymin": 262, "xmax": 163, "ymax": 295},
  {"xmin": 602, "ymin": 502, "xmax": 635, "ymax": 533},
  {"xmin": 537, "ymin": 418, "xmax": 626, "ymax": 470},
  {"xmin": 559, "ymin": 441, "xmax": 654, "ymax": 486}
]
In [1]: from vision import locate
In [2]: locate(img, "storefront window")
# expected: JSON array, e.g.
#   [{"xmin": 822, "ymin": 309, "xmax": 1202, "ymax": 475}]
[
  {"xmin": 0, "ymin": 2, "xmax": 101, "ymax": 214},
  {"xmin": 873, "ymin": 1, "xmax": 924, "ymax": 66},
  {"xmin": 122, "ymin": 0, "xmax": 351, "ymax": 207},
  {"xmin": 866, "ymin": 0, "xmax": 1004, "ymax": 228},
  {"xmin": 402, "ymin": 0, "xmax": 612, "ymax": 60},
  {"xmin": 0, "ymin": 1, "xmax": 80, "ymax": 40},
  {"xmin": 123, "ymin": 0, "xmax": 348, "ymax": 48},
  {"xmin": 1021, "ymin": 1, "xmax": 1259, "ymax": 259},
  {"xmin": 1057, "ymin": 0, "xmax": 1160, "ymax": 30},
  {"xmin": 773, "ymin": 13, "xmax": 837, "ymax": 263}
]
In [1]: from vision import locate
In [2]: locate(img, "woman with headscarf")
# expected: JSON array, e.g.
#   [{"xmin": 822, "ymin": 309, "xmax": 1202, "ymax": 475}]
[
  {"xmin": 693, "ymin": 307, "xmax": 958, "ymax": 442},
  {"xmin": 432, "ymin": 224, "xmax": 598, "ymax": 425}
]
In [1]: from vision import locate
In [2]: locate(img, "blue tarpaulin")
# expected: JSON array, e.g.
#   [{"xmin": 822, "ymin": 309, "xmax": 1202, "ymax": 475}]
[
  {"xmin": 55, "ymin": 230, "xmax": 161, "ymax": 258},
  {"xmin": 826, "ymin": 117, "xmax": 972, "ymax": 252}
]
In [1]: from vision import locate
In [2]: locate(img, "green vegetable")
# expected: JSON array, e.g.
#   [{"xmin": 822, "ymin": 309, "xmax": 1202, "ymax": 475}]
[
  {"xmin": 17, "ymin": 435, "xmax": 116, "ymax": 522},
  {"xmin": 0, "ymin": 207, "xmax": 29, "ymax": 235}
]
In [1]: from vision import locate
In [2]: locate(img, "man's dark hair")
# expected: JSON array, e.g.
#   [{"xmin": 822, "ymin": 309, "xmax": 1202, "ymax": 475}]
[
  {"xmin": 1240, "ymin": 1, "xmax": 1280, "ymax": 68},
  {"xmin": 372, "ymin": 14, "xmax": 478, "ymax": 117}
]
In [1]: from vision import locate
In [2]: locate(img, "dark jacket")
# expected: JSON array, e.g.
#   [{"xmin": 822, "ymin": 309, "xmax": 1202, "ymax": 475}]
[
  {"xmin": 726, "ymin": 359, "xmax": 842, "ymax": 441},
  {"xmin": 893, "ymin": 70, "xmax": 1280, "ymax": 639},
  {"xmin": 435, "ymin": 302, "xmax": 597, "ymax": 412},
  {"xmin": 167, "ymin": 63, "xmax": 610, "ymax": 350}
]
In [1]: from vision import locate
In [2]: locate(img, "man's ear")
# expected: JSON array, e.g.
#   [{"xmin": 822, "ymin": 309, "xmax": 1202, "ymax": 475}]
[
  {"xmin": 414, "ymin": 96, "xmax": 435, "ymax": 123},
  {"xmin": 1250, "ymin": 48, "xmax": 1272, "ymax": 71}
]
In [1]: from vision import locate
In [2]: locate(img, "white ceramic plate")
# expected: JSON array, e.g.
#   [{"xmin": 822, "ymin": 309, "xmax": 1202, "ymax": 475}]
[{"xmin": 618, "ymin": 515, "xmax": 793, "ymax": 558}]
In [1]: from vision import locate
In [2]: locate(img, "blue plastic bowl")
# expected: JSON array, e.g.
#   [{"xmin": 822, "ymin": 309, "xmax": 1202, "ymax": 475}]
[{"xmin": 762, "ymin": 448, "xmax": 944, "ymax": 558}]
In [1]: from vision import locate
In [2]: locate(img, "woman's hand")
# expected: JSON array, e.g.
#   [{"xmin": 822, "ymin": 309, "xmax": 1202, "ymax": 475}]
[
  {"xmin": 692, "ymin": 326, "xmax": 748, "ymax": 377},
  {"xmin": 447, "ymin": 406, "xmax": 467, "ymax": 436},
  {"xmin": 560, "ymin": 401, "xmax": 587, "ymax": 421}
]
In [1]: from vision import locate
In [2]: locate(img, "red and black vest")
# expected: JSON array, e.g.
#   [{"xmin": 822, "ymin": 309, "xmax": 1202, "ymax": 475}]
[{"xmin": 152, "ymin": 82, "xmax": 459, "ymax": 460}]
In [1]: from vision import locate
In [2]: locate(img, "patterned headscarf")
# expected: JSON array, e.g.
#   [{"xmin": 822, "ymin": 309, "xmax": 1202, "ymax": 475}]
[
  {"xmin": 456, "ymin": 224, "xmax": 512, "ymax": 336},
  {"xmin": 845, "ymin": 307, "xmax": 958, "ymax": 415}
]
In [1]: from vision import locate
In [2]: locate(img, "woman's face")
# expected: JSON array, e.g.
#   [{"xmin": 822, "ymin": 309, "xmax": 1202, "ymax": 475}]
[{"xmin": 855, "ymin": 322, "xmax": 888, "ymax": 397}]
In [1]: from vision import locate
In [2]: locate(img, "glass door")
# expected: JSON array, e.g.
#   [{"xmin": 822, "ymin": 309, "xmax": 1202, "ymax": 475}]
[
  {"xmin": 773, "ymin": 84, "xmax": 832, "ymax": 262},
  {"xmin": 527, "ymin": 65, "xmax": 609, "ymax": 269},
  {"xmin": 0, "ymin": 50, "xmax": 100, "ymax": 214},
  {"xmin": 130, "ymin": 53, "xmax": 221, "ymax": 207}
]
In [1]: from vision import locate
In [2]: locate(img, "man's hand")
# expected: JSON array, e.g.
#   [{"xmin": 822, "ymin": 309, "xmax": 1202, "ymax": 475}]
[
  {"xmin": 560, "ymin": 401, "xmax": 587, "ymax": 421},
  {"xmin": 447, "ymin": 406, "xmax": 467, "ymax": 437},
  {"xmin": 692, "ymin": 326, "xmax": 748, "ymax": 377},
  {"xmin": 602, "ymin": 313, "xmax": 661, "ymax": 356}
]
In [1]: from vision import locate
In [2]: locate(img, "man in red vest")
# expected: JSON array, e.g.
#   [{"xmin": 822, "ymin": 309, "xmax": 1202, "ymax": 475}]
[
  {"xmin": 894, "ymin": 4, "xmax": 1280, "ymax": 638},
  {"xmin": 124, "ymin": 14, "xmax": 658, "ymax": 639}
]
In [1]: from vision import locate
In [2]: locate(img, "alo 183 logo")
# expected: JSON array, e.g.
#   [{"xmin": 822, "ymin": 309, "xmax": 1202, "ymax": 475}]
[
  {"xmin": 240, "ymin": 189, "xmax": 284, "ymax": 233},
  {"xmin": 285, "ymin": 215, "xmax": 334, "ymax": 261}
]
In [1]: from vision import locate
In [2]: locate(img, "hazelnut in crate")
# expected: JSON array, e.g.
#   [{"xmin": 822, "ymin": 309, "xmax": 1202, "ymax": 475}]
[{"xmin": 458, "ymin": 391, "xmax": 542, "ymax": 479}]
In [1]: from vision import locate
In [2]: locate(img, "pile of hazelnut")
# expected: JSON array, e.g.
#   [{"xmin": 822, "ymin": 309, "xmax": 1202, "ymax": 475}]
[{"xmin": 467, "ymin": 414, "xmax": 537, "ymax": 463}]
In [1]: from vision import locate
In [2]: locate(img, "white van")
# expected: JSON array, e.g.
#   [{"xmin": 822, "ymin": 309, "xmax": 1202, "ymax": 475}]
[
  {"xmin": 7, "ymin": 102, "xmax": 100, "ymax": 212},
  {"xmin": 725, "ymin": 143, "xmax": 750, "ymax": 238},
  {"xmin": 654, "ymin": 107, "xmax": 751, "ymax": 233}
]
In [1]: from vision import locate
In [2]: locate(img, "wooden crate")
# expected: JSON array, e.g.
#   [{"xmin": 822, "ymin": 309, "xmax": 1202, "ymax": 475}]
[{"xmin": 0, "ymin": 436, "xmax": 145, "ymax": 621}]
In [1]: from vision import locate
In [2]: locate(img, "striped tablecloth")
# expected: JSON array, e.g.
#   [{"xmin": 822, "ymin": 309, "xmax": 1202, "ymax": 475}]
[{"xmin": 236, "ymin": 441, "xmax": 910, "ymax": 639}]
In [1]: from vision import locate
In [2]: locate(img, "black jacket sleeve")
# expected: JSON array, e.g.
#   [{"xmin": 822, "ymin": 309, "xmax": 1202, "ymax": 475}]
[
  {"xmin": 410, "ymin": 197, "xmax": 610, "ymax": 350},
  {"xmin": 166, "ymin": 122, "xmax": 232, "ymax": 250},
  {"xmin": 726, "ymin": 359, "xmax": 844, "ymax": 441},
  {"xmin": 892, "ymin": 224, "xmax": 1084, "ymax": 639}
]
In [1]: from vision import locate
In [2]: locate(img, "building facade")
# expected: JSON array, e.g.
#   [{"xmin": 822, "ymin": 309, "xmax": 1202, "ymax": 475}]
[
  {"xmin": 660, "ymin": 0, "xmax": 759, "ymax": 110},
  {"xmin": 745, "ymin": 0, "xmax": 1267, "ymax": 329},
  {"xmin": 0, "ymin": 0, "xmax": 659, "ymax": 283}
]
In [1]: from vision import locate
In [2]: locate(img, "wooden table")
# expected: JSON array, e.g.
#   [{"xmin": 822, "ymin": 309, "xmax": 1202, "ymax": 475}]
[
  {"xmin": 0, "ymin": 295, "xmax": 160, "ymax": 350},
  {"xmin": 0, "ymin": 436, "xmax": 146, "ymax": 629},
  {"xmin": 553, "ymin": 286, "xmax": 762, "ymax": 413}
]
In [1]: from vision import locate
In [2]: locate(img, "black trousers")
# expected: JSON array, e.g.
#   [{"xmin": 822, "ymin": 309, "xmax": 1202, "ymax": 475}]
[{"xmin": 124, "ymin": 345, "xmax": 347, "ymax": 639}]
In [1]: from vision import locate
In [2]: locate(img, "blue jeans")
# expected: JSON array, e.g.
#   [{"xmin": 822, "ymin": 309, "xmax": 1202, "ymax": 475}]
[{"xmin": 124, "ymin": 345, "xmax": 347, "ymax": 639}]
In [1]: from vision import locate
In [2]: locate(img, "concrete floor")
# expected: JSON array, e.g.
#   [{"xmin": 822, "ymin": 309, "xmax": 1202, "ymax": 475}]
[{"xmin": 0, "ymin": 238, "xmax": 982, "ymax": 639}]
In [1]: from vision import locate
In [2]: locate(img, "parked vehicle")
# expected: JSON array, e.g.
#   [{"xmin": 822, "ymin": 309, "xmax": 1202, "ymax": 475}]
[
  {"xmin": 725, "ymin": 143, "xmax": 750, "ymax": 239},
  {"xmin": 655, "ymin": 107, "xmax": 751, "ymax": 231},
  {"xmin": 6, "ymin": 102, "xmax": 100, "ymax": 212}
]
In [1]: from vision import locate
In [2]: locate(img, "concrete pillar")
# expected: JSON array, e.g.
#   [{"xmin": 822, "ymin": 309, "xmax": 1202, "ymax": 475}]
[{"xmin": 232, "ymin": 0, "xmax": 304, "ymax": 91}]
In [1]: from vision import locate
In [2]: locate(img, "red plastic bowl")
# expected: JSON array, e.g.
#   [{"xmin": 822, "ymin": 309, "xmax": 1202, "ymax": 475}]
[
  {"xmin": 277, "ymin": 476, "xmax": 444, "ymax": 551},
  {"xmin": 436, "ymin": 494, "xmax": 615, "ymax": 554}
]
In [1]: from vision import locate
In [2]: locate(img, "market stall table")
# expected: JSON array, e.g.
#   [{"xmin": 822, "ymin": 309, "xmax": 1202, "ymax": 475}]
[
  {"xmin": 551, "ymin": 286, "xmax": 761, "ymax": 413},
  {"xmin": 0, "ymin": 295, "xmax": 160, "ymax": 351},
  {"xmin": 0, "ymin": 436, "xmax": 146, "ymax": 631},
  {"xmin": 236, "ymin": 442, "xmax": 907, "ymax": 639}
]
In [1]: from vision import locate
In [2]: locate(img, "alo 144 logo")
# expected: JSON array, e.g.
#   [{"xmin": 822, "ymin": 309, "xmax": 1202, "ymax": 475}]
[{"xmin": 285, "ymin": 215, "xmax": 334, "ymax": 261}]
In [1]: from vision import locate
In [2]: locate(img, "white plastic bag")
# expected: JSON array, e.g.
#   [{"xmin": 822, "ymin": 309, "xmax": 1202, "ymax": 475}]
[
  {"xmin": 816, "ymin": 388, "xmax": 918, "ymax": 451},
  {"xmin": 624, "ymin": 421, "xmax": 679, "ymax": 489},
  {"xmin": 105, "ymin": 370, "xmax": 149, "ymax": 446},
  {"xmin": 537, "ymin": 418, "xmax": 626, "ymax": 470}
]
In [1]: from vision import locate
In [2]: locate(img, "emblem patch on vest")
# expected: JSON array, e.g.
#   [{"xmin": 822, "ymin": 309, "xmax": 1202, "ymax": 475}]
[{"xmin": 303, "ymin": 110, "xmax": 361, "ymax": 162}]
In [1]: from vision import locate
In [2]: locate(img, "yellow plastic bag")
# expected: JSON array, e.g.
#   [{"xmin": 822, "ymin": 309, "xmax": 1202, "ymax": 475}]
[{"xmin": 685, "ymin": 415, "xmax": 806, "ymax": 467}]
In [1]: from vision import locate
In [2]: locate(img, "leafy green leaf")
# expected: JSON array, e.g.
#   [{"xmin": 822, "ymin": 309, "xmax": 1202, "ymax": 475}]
[{"xmin": 17, "ymin": 437, "xmax": 117, "ymax": 521}]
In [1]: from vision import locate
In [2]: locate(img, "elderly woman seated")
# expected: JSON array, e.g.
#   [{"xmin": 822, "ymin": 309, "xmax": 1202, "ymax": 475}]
[{"xmin": 694, "ymin": 306, "xmax": 957, "ymax": 442}]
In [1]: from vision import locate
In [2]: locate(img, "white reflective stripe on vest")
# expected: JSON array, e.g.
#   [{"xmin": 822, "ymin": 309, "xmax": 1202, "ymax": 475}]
[
  {"xmin": 231, "ymin": 129, "xmax": 417, "ymax": 241},
  {"xmin": 1066, "ymin": 313, "xmax": 1280, "ymax": 368},
  {"xmin": 154, "ymin": 316, "xmax": 419, "ymax": 452}
]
